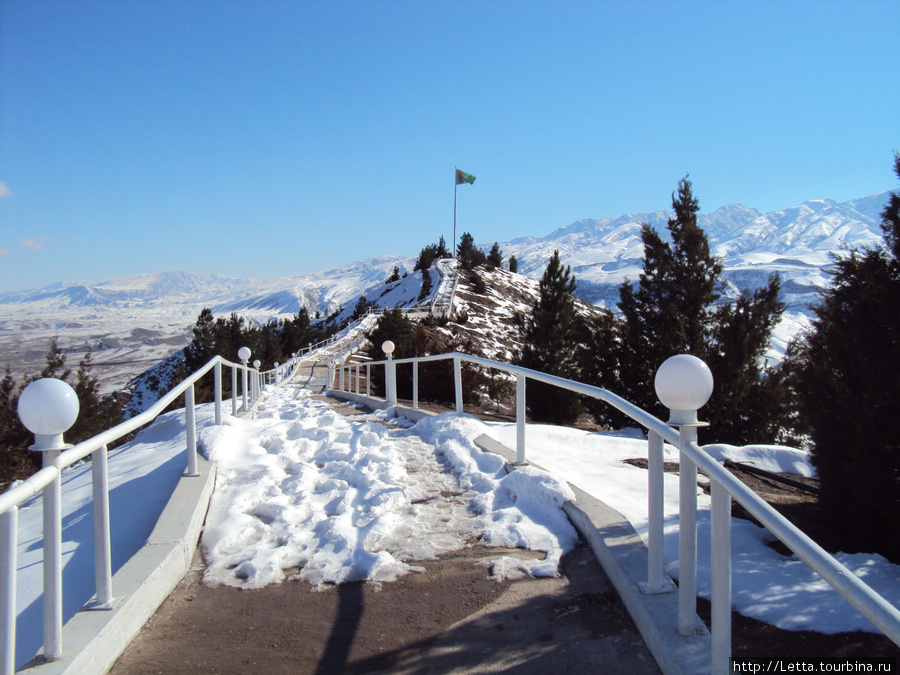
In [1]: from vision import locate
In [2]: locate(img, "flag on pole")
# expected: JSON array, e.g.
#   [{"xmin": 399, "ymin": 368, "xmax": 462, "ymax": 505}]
[{"xmin": 455, "ymin": 169, "xmax": 476, "ymax": 185}]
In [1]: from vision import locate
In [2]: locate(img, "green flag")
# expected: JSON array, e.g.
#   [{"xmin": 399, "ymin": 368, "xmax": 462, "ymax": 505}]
[{"xmin": 455, "ymin": 169, "xmax": 476, "ymax": 185}]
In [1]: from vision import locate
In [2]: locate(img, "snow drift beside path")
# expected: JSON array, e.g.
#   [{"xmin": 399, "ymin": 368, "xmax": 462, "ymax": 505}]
[{"xmin": 482, "ymin": 422, "xmax": 900, "ymax": 634}]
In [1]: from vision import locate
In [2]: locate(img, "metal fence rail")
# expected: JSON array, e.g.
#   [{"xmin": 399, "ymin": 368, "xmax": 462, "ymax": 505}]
[
  {"xmin": 0, "ymin": 354, "xmax": 263, "ymax": 674},
  {"xmin": 331, "ymin": 350, "xmax": 900, "ymax": 674}
]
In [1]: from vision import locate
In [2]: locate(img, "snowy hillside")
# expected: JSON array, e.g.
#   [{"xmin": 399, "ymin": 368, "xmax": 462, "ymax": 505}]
[{"xmin": 0, "ymin": 190, "xmax": 891, "ymax": 392}]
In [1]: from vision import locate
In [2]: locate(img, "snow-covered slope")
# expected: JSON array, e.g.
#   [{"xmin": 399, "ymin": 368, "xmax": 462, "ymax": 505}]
[{"xmin": 0, "ymin": 191, "xmax": 891, "ymax": 392}]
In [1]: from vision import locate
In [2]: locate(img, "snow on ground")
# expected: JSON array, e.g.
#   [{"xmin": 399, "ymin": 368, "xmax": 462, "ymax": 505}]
[
  {"xmin": 482, "ymin": 422, "xmax": 900, "ymax": 634},
  {"xmin": 11, "ymin": 383, "xmax": 900, "ymax": 668},
  {"xmin": 199, "ymin": 384, "xmax": 577, "ymax": 588}
]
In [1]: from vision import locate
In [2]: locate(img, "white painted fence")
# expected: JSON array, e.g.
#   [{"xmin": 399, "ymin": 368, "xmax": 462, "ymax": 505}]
[
  {"xmin": 0, "ymin": 354, "xmax": 263, "ymax": 674},
  {"xmin": 331, "ymin": 350, "xmax": 900, "ymax": 674}
]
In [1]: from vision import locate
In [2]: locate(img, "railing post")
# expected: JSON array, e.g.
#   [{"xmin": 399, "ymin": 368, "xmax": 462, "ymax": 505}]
[
  {"xmin": 214, "ymin": 359, "xmax": 222, "ymax": 426},
  {"xmin": 366, "ymin": 364, "xmax": 370, "ymax": 397},
  {"xmin": 43, "ymin": 449, "xmax": 63, "ymax": 661},
  {"xmin": 231, "ymin": 365, "xmax": 238, "ymax": 416},
  {"xmin": 185, "ymin": 384, "xmax": 199, "ymax": 477},
  {"xmin": 89, "ymin": 444, "xmax": 114, "ymax": 609},
  {"xmin": 516, "ymin": 372, "xmax": 526, "ymax": 464},
  {"xmin": 238, "ymin": 347, "xmax": 251, "ymax": 412},
  {"xmin": 642, "ymin": 429, "xmax": 671, "ymax": 594},
  {"xmin": 356, "ymin": 365, "xmax": 360, "ymax": 394},
  {"xmin": 412, "ymin": 361, "xmax": 419, "ymax": 409},
  {"xmin": 1, "ymin": 506, "xmax": 17, "ymax": 675},
  {"xmin": 653, "ymin": 354, "xmax": 714, "ymax": 638},
  {"xmin": 453, "ymin": 355, "xmax": 463, "ymax": 414},
  {"xmin": 711, "ymin": 478, "xmax": 733, "ymax": 673},
  {"xmin": 678, "ymin": 425, "xmax": 699, "ymax": 635},
  {"xmin": 16, "ymin": 379, "xmax": 79, "ymax": 663},
  {"xmin": 339, "ymin": 365, "xmax": 345, "ymax": 392}
]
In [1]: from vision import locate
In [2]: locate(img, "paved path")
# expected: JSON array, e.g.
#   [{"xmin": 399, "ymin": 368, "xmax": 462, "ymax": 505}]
[{"xmin": 109, "ymin": 393, "xmax": 661, "ymax": 674}]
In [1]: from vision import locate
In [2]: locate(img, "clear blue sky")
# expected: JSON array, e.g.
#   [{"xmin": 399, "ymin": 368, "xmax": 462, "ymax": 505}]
[{"xmin": 1, "ymin": 0, "xmax": 898, "ymax": 292}]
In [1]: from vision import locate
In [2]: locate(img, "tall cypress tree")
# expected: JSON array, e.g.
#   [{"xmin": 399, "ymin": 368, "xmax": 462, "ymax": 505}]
[
  {"xmin": 516, "ymin": 250, "xmax": 583, "ymax": 423},
  {"xmin": 787, "ymin": 153, "xmax": 900, "ymax": 561}
]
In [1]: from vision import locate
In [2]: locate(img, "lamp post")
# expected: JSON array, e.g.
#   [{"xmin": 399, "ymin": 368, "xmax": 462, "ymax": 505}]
[
  {"xmin": 382, "ymin": 340, "xmax": 396, "ymax": 405},
  {"xmin": 238, "ymin": 346, "xmax": 251, "ymax": 412},
  {"xmin": 654, "ymin": 354, "xmax": 715, "ymax": 641},
  {"xmin": 17, "ymin": 378, "xmax": 80, "ymax": 661},
  {"xmin": 253, "ymin": 360, "xmax": 261, "ymax": 397}
]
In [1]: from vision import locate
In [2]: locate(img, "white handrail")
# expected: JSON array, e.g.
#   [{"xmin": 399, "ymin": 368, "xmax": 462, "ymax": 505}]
[
  {"xmin": 329, "ymin": 350, "xmax": 900, "ymax": 673},
  {"xmin": 0, "ymin": 353, "xmax": 262, "ymax": 673}
]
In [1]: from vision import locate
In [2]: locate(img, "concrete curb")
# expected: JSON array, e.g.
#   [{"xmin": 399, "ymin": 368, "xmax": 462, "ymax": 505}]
[{"xmin": 22, "ymin": 456, "xmax": 217, "ymax": 674}]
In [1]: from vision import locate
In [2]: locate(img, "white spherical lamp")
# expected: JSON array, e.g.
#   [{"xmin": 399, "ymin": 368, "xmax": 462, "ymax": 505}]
[
  {"xmin": 382, "ymin": 340, "xmax": 395, "ymax": 356},
  {"xmin": 18, "ymin": 378, "xmax": 80, "ymax": 451},
  {"xmin": 253, "ymin": 359, "xmax": 261, "ymax": 369},
  {"xmin": 654, "ymin": 354, "xmax": 714, "ymax": 425},
  {"xmin": 237, "ymin": 346, "xmax": 251, "ymax": 363}
]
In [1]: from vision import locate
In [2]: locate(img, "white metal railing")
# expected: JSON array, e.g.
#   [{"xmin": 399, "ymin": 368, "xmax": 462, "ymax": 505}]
[
  {"xmin": 0, "ymin": 354, "xmax": 262, "ymax": 674},
  {"xmin": 329, "ymin": 351, "xmax": 900, "ymax": 673}
]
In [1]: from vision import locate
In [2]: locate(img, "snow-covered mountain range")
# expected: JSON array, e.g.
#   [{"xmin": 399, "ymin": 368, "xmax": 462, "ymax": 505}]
[{"xmin": 0, "ymin": 191, "xmax": 891, "ymax": 391}]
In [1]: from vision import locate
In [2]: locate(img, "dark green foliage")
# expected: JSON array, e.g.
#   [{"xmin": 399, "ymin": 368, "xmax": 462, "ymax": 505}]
[
  {"xmin": 386, "ymin": 266, "xmax": 401, "ymax": 284},
  {"xmin": 470, "ymin": 270, "xmax": 487, "ymax": 295},
  {"xmin": 509, "ymin": 255, "xmax": 518, "ymax": 274},
  {"xmin": 516, "ymin": 250, "xmax": 584, "ymax": 424},
  {"xmin": 436, "ymin": 236, "xmax": 450, "ymax": 259},
  {"xmin": 364, "ymin": 309, "xmax": 416, "ymax": 397},
  {"xmin": 602, "ymin": 177, "xmax": 785, "ymax": 442},
  {"xmin": 487, "ymin": 242, "xmax": 503, "ymax": 269},
  {"xmin": 456, "ymin": 232, "xmax": 485, "ymax": 270},
  {"xmin": 1, "ymin": 342, "xmax": 125, "ymax": 489},
  {"xmin": 351, "ymin": 295, "xmax": 377, "ymax": 321},
  {"xmin": 181, "ymin": 307, "xmax": 333, "ymax": 402},
  {"xmin": 418, "ymin": 267, "xmax": 433, "ymax": 302},
  {"xmin": 415, "ymin": 244, "xmax": 440, "ymax": 272},
  {"xmin": 786, "ymin": 154, "xmax": 900, "ymax": 560}
]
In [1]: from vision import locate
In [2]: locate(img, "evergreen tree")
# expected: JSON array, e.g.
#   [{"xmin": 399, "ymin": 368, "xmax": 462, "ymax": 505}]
[
  {"xmin": 609, "ymin": 176, "xmax": 784, "ymax": 441},
  {"xmin": 516, "ymin": 250, "xmax": 583, "ymax": 423},
  {"xmin": 418, "ymin": 267, "xmax": 433, "ymax": 302},
  {"xmin": 386, "ymin": 266, "xmax": 401, "ymax": 284},
  {"xmin": 509, "ymin": 255, "xmax": 518, "ymax": 273},
  {"xmin": 436, "ymin": 236, "xmax": 450, "ymax": 259},
  {"xmin": 184, "ymin": 308, "xmax": 217, "ymax": 373},
  {"xmin": 415, "ymin": 244, "xmax": 439, "ymax": 272},
  {"xmin": 364, "ymin": 309, "xmax": 416, "ymax": 397},
  {"xmin": 487, "ymin": 242, "xmax": 503, "ymax": 269},
  {"xmin": 787, "ymin": 153, "xmax": 900, "ymax": 561},
  {"xmin": 457, "ymin": 232, "xmax": 483, "ymax": 270}
]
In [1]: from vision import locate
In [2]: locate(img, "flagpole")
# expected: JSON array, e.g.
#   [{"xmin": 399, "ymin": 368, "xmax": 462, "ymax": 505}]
[{"xmin": 453, "ymin": 166, "xmax": 457, "ymax": 259}]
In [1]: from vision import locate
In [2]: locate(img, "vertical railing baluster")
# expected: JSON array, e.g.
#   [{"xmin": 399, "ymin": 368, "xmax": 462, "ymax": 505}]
[
  {"xmin": 413, "ymin": 362, "xmax": 419, "ymax": 409},
  {"xmin": 516, "ymin": 373, "xmax": 526, "ymax": 464},
  {"xmin": 678, "ymin": 427, "xmax": 699, "ymax": 636},
  {"xmin": 185, "ymin": 385, "xmax": 199, "ymax": 476},
  {"xmin": 366, "ymin": 364, "xmax": 370, "ymax": 397},
  {"xmin": 711, "ymin": 478, "xmax": 733, "ymax": 673},
  {"xmin": 90, "ymin": 444, "xmax": 114, "ymax": 609},
  {"xmin": 43, "ymin": 452, "xmax": 63, "ymax": 661},
  {"xmin": 1, "ymin": 506, "xmax": 17, "ymax": 675},
  {"xmin": 214, "ymin": 359, "xmax": 222, "ymax": 426},
  {"xmin": 231, "ymin": 365, "xmax": 238, "ymax": 416},
  {"xmin": 647, "ymin": 429, "xmax": 666, "ymax": 591},
  {"xmin": 453, "ymin": 356, "xmax": 463, "ymax": 413}
]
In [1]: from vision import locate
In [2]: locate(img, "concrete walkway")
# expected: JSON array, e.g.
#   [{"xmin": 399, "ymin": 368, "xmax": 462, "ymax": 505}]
[{"xmin": 106, "ymin": 392, "xmax": 665, "ymax": 674}]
